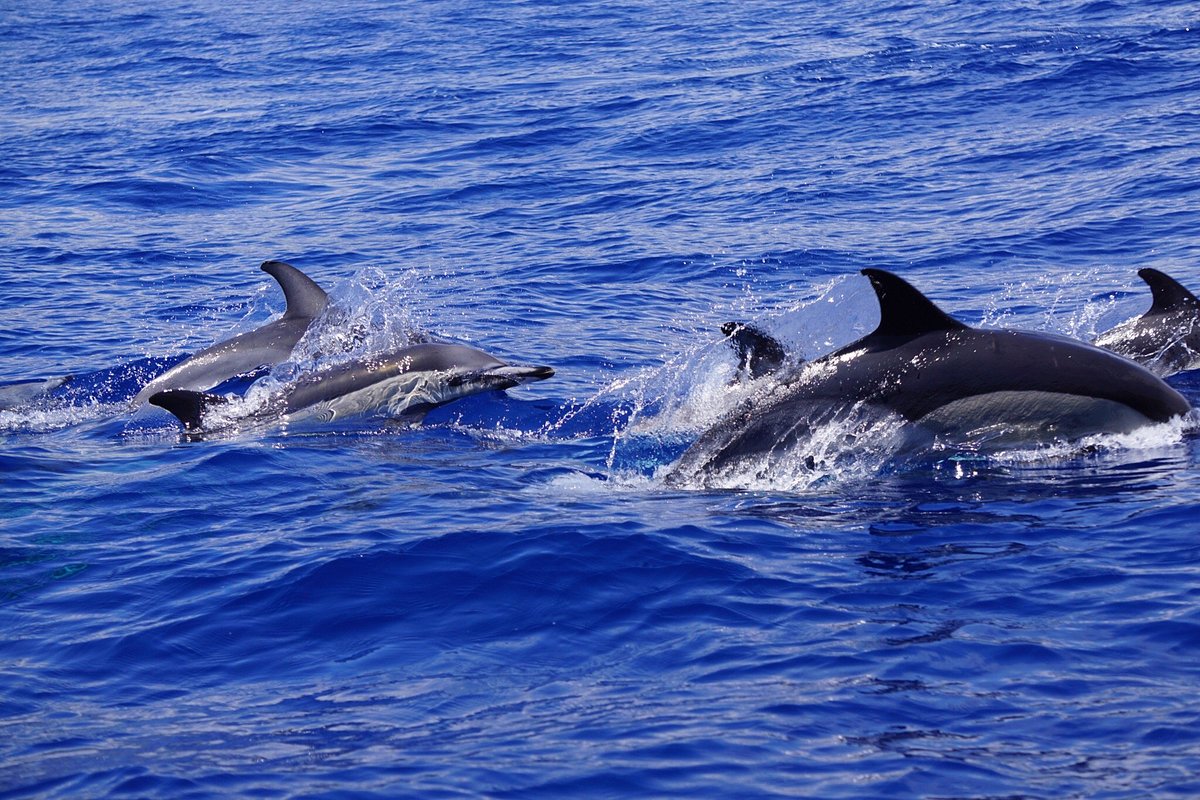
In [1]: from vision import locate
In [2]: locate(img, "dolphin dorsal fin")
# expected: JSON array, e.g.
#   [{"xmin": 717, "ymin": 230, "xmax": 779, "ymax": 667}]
[
  {"xmin": 1138, "ymin": 268, "xmax": 1200, "ymax": 315},
  {"xmin": 261, "ymin": 260, "xmax": 329, "ymax": 320},
  {"xmin": 861, "ymin": 269, "xmax": 968, "ymax": 338}
]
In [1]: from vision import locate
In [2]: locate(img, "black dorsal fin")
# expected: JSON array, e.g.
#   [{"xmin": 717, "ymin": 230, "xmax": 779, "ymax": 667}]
[
  {"xmin": 261, "ymin": 260, "xmax": 329, "ymax": 321},
  {"xmin": 1138, "ymin": 268, "xmax": 1200, "ymax": 316},
  {"xmin": 149, "ymin": 389, "xmax": 227, "ymax": 431},
  {"xmin": 861, "ymin": 269, "xmax": 968, "ymax": 338}
]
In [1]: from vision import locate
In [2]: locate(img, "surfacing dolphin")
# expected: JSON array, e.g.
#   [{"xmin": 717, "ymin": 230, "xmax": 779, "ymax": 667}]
[
  {"xmin": 150, "ymin": 342, "xmax": 554, "ymax": 435},
  {"xmin": 0, "ymin": 376, "xmax": 73, "ymax": 412},
  {"xmin": 721, "ymin": 322, "xmax": 789, "ymax": 381},
  {"xmin": 1094, "ymin": 268, "xmax": 1200, "ymax": 377},
  {"xmin": 132, "ymin": 260, "xmax": 328, "ymax": 405},
  {"xmin": 668, "ymin": 269, "xmax": 1192, "ymax": 487}
]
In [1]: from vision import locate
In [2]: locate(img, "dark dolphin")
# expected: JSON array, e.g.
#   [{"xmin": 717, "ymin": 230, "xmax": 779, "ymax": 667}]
[
  {"xmin": 1095, "ymin": 268, "xmax": 1200, "ymax": 377},
  {"xmin": 133, "ymin": 260, "xmax": 328, "ymax": 404},
  {"xmin": 150, "ymin": 342, "xmax": 554, "ymax": 434},
  {"xmin": 669, "ymin": 269, "xmax": 1192, "ymax": 486}
]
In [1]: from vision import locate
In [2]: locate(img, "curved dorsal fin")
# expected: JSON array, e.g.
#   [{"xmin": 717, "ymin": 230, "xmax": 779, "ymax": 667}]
[
  {"xmin": 861, "ymin": 269, "xmax": 968, "ymax": 338},
  {"xmin": 261, "ymin": 260, "xmax": 329, "ymax": 320},
  {"xmin": 1138, "ymin": 268, "xmax": 1200, "ymax": 315}
]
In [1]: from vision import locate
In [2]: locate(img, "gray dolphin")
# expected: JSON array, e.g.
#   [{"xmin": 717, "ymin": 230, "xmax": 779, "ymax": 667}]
[
  {"xmin": 0, "ymin": 375, "xmax": 73, "ymax": 411},
  {"xmin": 669, "ymin": 269, "xmax": 1192, "ymax": 486},
  {"xmin": 1094, "ymin": 268, "xmax": 1200, "ymax": 377},
  {"xmin": 132, "ymin": 260, "xmax": 328, "ymax": 405},
  {"xmin": 149, "ymin": 342, "xmax": 554, "ymax": 434}
]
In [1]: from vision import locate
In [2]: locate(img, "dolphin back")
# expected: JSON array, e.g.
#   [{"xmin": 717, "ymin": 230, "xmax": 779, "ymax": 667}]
[{"xmin": 132, "ymin": 261, "xmax": 330, "ymax": 404}]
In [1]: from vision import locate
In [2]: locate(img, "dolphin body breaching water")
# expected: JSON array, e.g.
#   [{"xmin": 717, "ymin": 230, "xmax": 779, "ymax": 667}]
[
  {"xmin": 150, "ymin": 342, "xmax": 554, "ymax": 435},
  {"xmin": 669, "ymin": 269, "xmax": 1193, "ymax": 487},
  {"xmin": 1094, "ymin": 268, "xmax": 1200, "ymax": 377},
  {"xmin": 132, "ymin": 260, "xmax": 329, "ymax": 405}
]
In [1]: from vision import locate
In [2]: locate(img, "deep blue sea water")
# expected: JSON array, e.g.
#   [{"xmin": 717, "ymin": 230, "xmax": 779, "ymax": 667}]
[{"xmin": 4, "ymin": 1, "xmax": 1200, "ymax": 797}]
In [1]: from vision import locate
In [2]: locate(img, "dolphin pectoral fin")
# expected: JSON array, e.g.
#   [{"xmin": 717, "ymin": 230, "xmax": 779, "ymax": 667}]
[
  {"xmin": 721, "ymin": 321, "xmax": 789, "ymax": 380},
  {"xmin": 260, "ymin": 260, "xmax": 329, "ymax": 321},
  {"xmin": 1138, "ymin": 268, "xmax": 1200, "ymax": 316},
  {"xmin": 149, "ymin": 389, "xmax": 229, "ymax": 431},
  {"xmin": 860, "ymin": 269, "xmax": 969, "ymax": 339}
]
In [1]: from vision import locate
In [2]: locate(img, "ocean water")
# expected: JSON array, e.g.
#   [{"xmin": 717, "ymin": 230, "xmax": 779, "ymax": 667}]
[{"xmin": 3, "ymin": 1, "xmax": 1200, "ymax": 797}]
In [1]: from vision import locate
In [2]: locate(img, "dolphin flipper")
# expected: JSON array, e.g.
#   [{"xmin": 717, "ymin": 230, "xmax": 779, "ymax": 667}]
[
  {"xmin": 720, "ymin": 322, "xmax": 789, "ymax": 380},
  {"xmin": 1138, "ymin": 268, "xmax": 1200, "ymax": 316},
  {"xmin": 261, "ymin": 260, "xmax": 329, "ymax": 320},
  {"xmin": 149, "ymin": 389, "xmax": 229, "ymax": 431}
]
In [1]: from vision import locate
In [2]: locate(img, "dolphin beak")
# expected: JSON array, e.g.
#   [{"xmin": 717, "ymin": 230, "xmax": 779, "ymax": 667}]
[
  {"xmin": 447, "ymin": 365, "xmax": 555, "ymax": 389},
  {"xmin": 487, "ymin": 365, "xmax": 555, "ymax": 383}
]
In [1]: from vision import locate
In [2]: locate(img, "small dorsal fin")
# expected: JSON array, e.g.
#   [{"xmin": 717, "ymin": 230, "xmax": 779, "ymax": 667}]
[
  {"xmin": 149, "ymin": 389, "xmax": 227, "ymax": 431},
  {"xmin": 861, "ymin": 269, "xmax": 968, "ymax": 338},
  {"xmin": 261, "ymin": 260, "xmax": 329, "ymax": 320},
  {"xmin": 1138, "ymin": 268, "xmax": 1200, "ymax": 316}
]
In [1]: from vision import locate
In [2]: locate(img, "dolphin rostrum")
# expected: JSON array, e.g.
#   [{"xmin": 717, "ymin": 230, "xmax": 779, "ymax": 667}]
[
  {"xmin": 669, "ymin": 269, "xmax": 1192, "ymax": 486},
  {"xmin": 1094, "ymin": 268, "xmax": 1200, "ymax": 377},
  {"xmin": 150, "ymin": 342, "xmax": 554, "ymax": 434},
  {"xmin": 132, "ymin": 260, "xmax": 328, "ymax": 405}
]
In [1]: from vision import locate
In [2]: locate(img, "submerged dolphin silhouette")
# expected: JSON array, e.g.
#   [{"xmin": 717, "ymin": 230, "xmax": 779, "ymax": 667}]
[
  {"xmin": 669, "ymin": 269, "xmax": 1192, "ymax": 486},
  {"xmin": 150, "ymin": 342, "xmax": 554, "ymax": 434},
  {"xmin": 132, "ymin": 260, "xmax": 328, "ymax": 404},
  {"xmin": 1095, "ymin": 268, "xmax": 1200, "ymax": 377}
]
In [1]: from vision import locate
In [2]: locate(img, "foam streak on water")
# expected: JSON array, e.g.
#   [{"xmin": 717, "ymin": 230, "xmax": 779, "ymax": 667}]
[{"xmin": 3, "ymin": 1, "xmax": 1200, "ymax": 798}]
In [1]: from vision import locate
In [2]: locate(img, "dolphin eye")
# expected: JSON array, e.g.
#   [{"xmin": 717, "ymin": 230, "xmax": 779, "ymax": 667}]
[{"xmin": 318, "ymin": 409, "xmax": 335, "ymax": 423}]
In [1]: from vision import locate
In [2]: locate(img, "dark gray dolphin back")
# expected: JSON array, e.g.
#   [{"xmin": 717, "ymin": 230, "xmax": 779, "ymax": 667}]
[
  {"xmin": 1139, "ymin": 268, "xmax": 1200, "ymax": 316},
  {"xmin": 853, "ymin": 270, "xmax": 1188, "ymax": 423},
  {"xmin": 261, "ymin": 260, "xmax": 328, "ymax": 320}
]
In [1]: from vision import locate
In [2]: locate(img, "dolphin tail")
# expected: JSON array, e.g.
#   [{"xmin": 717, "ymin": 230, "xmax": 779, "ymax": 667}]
[
  {"xmin": 149, "ymin": 389, "xmax": 229, "ymax": 431},
  {"xmin": 720, "ymin": 322, "xmax": 789, "ymax": 379},
  {"xmin": 260, "ymin": 260, "xmax": 329, "ymax": 321},
  {"xmin": 1138, "ymin": 268, "xmax": 1200, "ymax": 315}
]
